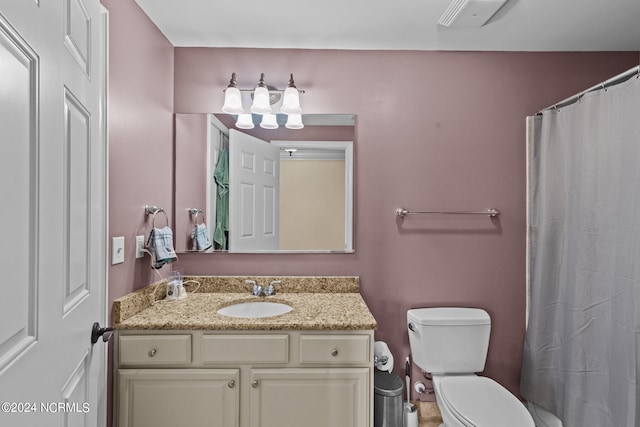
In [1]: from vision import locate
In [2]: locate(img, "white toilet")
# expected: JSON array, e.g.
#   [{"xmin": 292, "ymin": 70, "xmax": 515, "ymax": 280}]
[{"xmin": 407, "ymin": 307, "xmax": 535, "ymax": 427}]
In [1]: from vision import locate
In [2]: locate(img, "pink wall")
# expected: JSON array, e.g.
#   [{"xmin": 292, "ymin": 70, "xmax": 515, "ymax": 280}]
[
  {"xmin": 172, "ymin": 48, "xmax": 639, "ymax": 399},
  {"xmin": 103, "ymin": 0, "xmax": 174, "ymax": 305},
  {"xmin": 174, "ymin": 113, "xmax": 208, "ymax": 252},
  {"xmin": 101, "ymin": 1, "xmax": 174, "ymax": 425},
  {"xmin": 215, "ymin": 113, "xmax": 355, "ymax": 141}
]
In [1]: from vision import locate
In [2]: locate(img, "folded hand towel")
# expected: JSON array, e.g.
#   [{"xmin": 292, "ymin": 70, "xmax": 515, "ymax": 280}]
[
  {"xmin": 146, "ymin": 226, "xmax": 177, "ymax": 269},
  {"xmin": 192, "ymin": 223, "xmax": 212, "ymax": 251}
]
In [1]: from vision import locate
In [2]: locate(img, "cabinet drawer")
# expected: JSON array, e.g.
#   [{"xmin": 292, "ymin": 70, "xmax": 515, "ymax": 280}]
[
  {"xmin": 299, "ymin": 335, "xmax": 370, "ymax": 364},
  {"xmin": 202, "ymin": 335, "xmax": 289, "ymax": 364},
  {"xmin": 119, "ymin": 335, "xmax": 192, "ymax": 365}
]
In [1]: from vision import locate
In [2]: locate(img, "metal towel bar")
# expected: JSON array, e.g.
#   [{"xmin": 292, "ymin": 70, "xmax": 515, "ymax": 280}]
[{"xmin": 396, "ymin": 208, "xmax": 500, "ymax": 218}]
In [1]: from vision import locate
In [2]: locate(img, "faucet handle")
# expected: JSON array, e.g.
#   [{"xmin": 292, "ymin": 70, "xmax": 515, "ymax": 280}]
[
  {"xmin": 265, "ymin": 280, "xmax": 282, "ymax": 296},
  {"xmin": 246, "ymin": 279, "xmax": 263, "ymax": 296}
]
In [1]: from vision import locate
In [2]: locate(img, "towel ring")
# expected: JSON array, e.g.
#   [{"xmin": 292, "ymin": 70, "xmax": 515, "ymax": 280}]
[
  {"xmin": 145, "ymin": 205, "xmax": 169, "ymax": 228},
  {"xmin": 152, "ymin": 210, "xmax": 169, "ymax": 228},
  {"xmin": 188, "ymin": 208, "xmax": 205, "ymax": 225}
]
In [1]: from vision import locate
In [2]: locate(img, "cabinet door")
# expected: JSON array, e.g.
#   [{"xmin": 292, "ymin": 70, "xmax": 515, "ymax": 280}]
[
  {"xmin": 118, "ymin": 369, "xmax": 239, "ymax": 427},
  {"xmin": 250, "ymin": 368, "xmax": 370, "ymax": 427}
]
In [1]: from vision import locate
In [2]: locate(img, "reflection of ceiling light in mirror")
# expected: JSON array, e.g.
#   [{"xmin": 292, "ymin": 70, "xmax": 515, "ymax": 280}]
[
  {"xmin": 285, "ymin": 114, "xmax": 304, "ymax": 129},
  {"xmin": 260, "ymin": 114, "xmax": 278, "ymax": 129},
  {"xmin": 250, "ymin": 73, "xmax": 272, "ymax": 114},
  {"xmin": 284, "ymin": 148, "xmax": 298, "ymax": 157},
  {"xmin": 280, "ymin": 74, "xmax": 302, "ymax": 115},
  {"xmin": 221, "ymin": 72, "xmax": 244, "ymax": 114},
  {"xmin": 235, "ymin": 113, "xmax": 254, "ymax": 129}
]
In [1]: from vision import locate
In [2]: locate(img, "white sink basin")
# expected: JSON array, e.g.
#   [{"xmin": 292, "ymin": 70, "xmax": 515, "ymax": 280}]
[{"xmin": 217, "ymin": 301, "xmax": 293, "ymax": 319}]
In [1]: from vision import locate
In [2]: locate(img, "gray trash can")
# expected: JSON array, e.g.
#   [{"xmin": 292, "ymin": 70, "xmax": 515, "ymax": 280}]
[{"xmin": 374, "ymin": 371, "xmax": 404, "ymax": 427}]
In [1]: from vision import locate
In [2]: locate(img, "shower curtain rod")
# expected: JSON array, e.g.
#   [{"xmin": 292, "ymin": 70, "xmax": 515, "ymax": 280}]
[{"xmin": 538, "ymin": 65, "xmax": 639, "ymax": 114}]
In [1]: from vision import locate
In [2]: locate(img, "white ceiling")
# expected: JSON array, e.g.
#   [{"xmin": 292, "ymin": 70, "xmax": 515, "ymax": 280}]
[{"xmin": 134, "ymin": 0, "xmax": 640, "ymax": 51}]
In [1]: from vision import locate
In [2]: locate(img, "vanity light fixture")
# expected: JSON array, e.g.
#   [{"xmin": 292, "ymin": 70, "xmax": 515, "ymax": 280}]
[
  {"xmin": 221, "ymin": 72, "xmax": 306, "ymax": 130},
  {"xmin": 251, "ymin": 73, "xmax": 272, "ymax": 115},
  {"xmin": 280, "ymin": 74, "xmax": 302, "ymax": 115},
  {"xmin": 221, "ymin": 73, "xmax": 243, "ymax": 115}
]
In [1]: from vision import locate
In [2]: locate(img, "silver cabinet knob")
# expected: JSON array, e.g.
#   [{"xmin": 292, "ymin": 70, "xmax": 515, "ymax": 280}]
[
  {"xmin": 331, "ymin": 348, "xmax": 339, "ymax": 357},
  {"xmin": 227, "ymin": 380, "xmax": 235, "ymax": 388},
  {"xmin": 251, "ymin": 380, "xmax": 259, "ymax": 388},
  {"xmin": 148, "ymin": 348, "xmax": 157, "ymax": 357}
]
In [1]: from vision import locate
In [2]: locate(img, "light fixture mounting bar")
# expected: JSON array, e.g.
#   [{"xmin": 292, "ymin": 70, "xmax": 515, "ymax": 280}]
[{"xmin": 224, "ymin": 88, "xmax": 305, "ymax": 94}]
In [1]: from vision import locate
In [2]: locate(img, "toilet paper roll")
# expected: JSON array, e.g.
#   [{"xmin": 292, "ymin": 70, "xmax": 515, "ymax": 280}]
[{"xmin": 374, "ymin": 341, "xmax": 394, "ymax": 372}]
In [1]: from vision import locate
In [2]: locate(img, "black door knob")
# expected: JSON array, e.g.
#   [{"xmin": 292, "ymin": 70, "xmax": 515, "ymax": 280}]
[{"xmin": 91, "ymin": 322, "xmax": 114, "ymax": 344}]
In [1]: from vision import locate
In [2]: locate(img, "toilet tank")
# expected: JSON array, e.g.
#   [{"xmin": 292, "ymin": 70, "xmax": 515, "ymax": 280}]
[{"xmin": 407, "ymin": 307, "xmax": 491, "ymax": 374}]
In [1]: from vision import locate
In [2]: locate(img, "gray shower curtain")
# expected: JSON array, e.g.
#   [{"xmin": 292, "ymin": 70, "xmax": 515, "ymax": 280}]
[{"xmin": 521, "ymin": 73, "xmax": 640, "ymax": 427}]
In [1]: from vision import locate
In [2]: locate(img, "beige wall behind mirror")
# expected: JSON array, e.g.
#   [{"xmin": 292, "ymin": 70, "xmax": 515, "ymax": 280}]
[{"xmin": 174, "ymin": 113, "xmax": 355, "ymax": 253}]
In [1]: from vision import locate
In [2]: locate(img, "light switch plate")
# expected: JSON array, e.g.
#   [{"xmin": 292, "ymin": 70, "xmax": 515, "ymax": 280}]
[
  {"xmin": 112, "ymin": 236, "xmax": 125, "ymax": 265},
  {"xmin": 135, "ymin": 235, "xmax": 145, "ymax": 259}
]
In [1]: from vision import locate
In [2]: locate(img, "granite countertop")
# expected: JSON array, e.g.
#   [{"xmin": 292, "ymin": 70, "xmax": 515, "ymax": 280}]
[{"xmin": 113, "ymin": 276, "xmax": 377, "ymax": 331}]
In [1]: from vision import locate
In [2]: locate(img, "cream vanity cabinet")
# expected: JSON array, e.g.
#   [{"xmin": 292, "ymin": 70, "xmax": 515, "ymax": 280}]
[{"xmin": 114, "ymin": 330, "xmax": 374, "ymax": 427}]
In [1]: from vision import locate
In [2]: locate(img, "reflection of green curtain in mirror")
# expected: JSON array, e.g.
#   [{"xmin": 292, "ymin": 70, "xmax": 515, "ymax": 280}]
[{"xmin": 213, "ymin": 149, "xmax": 229, "ymax": 249}]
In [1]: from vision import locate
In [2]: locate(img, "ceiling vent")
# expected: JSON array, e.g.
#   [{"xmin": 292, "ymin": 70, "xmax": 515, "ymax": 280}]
[{"xmin": 438, "ymin": 0, "xmax": 507, "ymax": 28}]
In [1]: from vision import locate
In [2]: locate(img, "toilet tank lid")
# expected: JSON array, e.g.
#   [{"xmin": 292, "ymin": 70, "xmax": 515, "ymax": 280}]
[{"xmin": 407, "ymin": 308, "xmax": 490, "ymax": 326}]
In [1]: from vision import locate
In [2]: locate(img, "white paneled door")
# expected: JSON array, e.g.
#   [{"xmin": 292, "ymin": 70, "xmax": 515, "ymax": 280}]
[
  {"xmin": 0, "ymin": 1, "xmax": 107, "ymax": 426},
  {"xmin": 228, "ymin": 129, "xmax": 280, "ymax": 252}
]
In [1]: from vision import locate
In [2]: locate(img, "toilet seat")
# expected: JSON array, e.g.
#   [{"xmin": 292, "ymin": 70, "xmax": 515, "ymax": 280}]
[{"xmin": 438, "ymin": 376, "xmax": 534, "ymax": 427}]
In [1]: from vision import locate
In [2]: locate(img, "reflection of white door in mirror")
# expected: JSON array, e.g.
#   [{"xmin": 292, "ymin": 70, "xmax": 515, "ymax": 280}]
[{"xmin": 229, "ymin": 129, "xmax": 280, "ymax": 251}]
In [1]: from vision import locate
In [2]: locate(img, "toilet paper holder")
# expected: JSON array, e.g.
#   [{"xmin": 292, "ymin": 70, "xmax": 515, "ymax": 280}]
[{"xmin": 374, "ymin": 354, "xmax": 389, "ymax": 365}]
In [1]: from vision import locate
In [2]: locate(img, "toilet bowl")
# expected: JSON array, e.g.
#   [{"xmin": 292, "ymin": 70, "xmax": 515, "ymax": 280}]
[
  {"xmin": 527, "ymin": 401, "xmax": 564, "ymax": 427},
  {"xmin": 407, "ymin": 307, "xmax": 535, "ymax": 427},
  {"xmin": 433, "ymin": 375, "xmax": 534, "ymax": 427}
]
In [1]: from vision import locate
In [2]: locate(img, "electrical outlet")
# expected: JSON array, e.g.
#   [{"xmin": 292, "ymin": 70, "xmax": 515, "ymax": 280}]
[
  {"xmin": 135, "ymin": 235, "xmax": 145, "ymax": 259},
  {"xmin": 112, "ymin": 236, "xmax": 125, "ymax": 265}
]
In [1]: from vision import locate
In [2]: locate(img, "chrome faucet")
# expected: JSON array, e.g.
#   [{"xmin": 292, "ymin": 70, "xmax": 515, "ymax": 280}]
[
  {"xmin": 246, "ymin": 279, "xmax": 281, "ymax": 296},
  {"xmin": 264, "ymin": 280, "xmax": 282, "ymax": 296},
  {"xmin": 246, "ymin": 280, "xmax": 264, "ymax": 296}
]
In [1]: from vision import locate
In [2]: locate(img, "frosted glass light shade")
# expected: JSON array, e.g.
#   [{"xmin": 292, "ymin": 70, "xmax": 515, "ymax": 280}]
[
  {"xmin": 235, "ymin": 114, "xmax": 254, "ymax": 129},
  {"xmin": 251, "ymin": 86, "xmax": 272, "ymax": 114},
  {"xmin": 260, "ymin": 114, "xmax": 278, "ymax": 129},
  {"xmin": 285, "ymin": 114, "xmax": 304, "ymax": 129},
  {"xmin": 222, "ymin": 86, "xmax": 243, "ymax": 114},
  {"xmin": 281, "ymin": 86, "xmax": 302, "ymax": 115}
]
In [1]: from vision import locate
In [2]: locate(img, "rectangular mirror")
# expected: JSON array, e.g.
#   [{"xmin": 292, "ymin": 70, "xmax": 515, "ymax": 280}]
[{"xmin": 174, "ymin": 113, "xmax": 355, "ymax": 253}]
